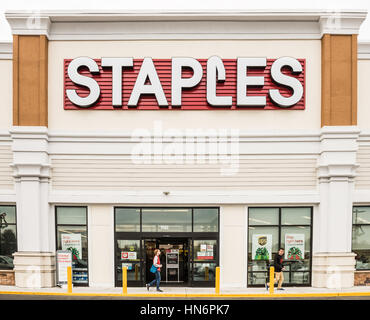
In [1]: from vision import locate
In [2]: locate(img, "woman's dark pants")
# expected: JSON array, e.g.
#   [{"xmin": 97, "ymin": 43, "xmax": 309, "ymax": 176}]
[{"xmin": 149, "ymin": 270, "xmax": 161, "ymax": 290}]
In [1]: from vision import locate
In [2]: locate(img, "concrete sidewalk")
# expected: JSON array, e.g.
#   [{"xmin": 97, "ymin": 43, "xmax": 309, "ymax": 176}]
[{"xmin": 0, "ymin": 285, "xmax": 369, "ymax": 297}]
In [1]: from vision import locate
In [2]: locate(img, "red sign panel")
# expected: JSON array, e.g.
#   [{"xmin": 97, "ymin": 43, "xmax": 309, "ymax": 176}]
[
  {"xmin": 121, "ymin": 252, "xmax": 128, "ymax": 259},
  {"xmin": 64, "ymin": 59, "xmax": 305, "ymax": 110},
  {"xmin": 197, "ymin": 256, "xmax": 214, "ymax": 260}
]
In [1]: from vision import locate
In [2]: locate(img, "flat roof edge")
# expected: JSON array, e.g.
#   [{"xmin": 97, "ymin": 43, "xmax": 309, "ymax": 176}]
[{"xmin": 4, "ymin": 9, "xmax": 367, "ymax": 40}]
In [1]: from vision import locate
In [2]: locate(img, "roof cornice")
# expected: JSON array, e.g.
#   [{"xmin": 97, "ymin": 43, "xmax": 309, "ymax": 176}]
[{"xmin": 4, "ymin": 9, "xmax": 368, "ymax": 41}]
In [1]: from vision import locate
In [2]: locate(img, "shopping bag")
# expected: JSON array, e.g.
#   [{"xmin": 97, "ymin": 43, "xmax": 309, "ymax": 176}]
[{"xmin": 150, "ymin": 264, "xmax": 157, "ymax": 273}]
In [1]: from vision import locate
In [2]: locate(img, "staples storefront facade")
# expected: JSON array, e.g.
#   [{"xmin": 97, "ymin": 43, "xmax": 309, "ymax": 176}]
[{"xmin": 0, "ymin": 10, "xmax": 370, "ymax": 289}]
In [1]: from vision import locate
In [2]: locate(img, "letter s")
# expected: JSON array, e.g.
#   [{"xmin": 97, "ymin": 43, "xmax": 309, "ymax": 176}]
[
  {"xmin": 269, "ymin": 57, "xmax": 303, "ymax": 108},
  {"xmin": 66, "ymin": 57, "xmax": 101, "ymax": 107}
]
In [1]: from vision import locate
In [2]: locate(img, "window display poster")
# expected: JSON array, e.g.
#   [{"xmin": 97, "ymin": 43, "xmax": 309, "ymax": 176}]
[
  {"xmin": 285, "ymin": 234, "xmax": 305, "ymax": 260},
  {"xmin": 206, "ymin": 245, "xmax": 213, "ymax": 252},
  {"xmin": 197, "ymin": 243, "xmax": 215, "ymax": 259},
  {"xmin": 121, "ymin": 251, "xmax": 137, "ymax": 260},
  {"xmin": 197, "ymin": 252, "xmax": 214, "ymax": 259},
  {"xmin": 61, "ymin": 234, "xmax": 82, "ymax": 259},
  {"xmin": 56, "ymin": 250, "xmax": 72, "ymax": 284},
  {"xmin": 252, "ymin": 234, "xmax": 272, "ymax": 260}
]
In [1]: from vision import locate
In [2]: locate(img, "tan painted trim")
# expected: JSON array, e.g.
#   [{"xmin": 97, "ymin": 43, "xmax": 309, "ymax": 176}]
[
  {"xmin": 321, "ymin": 34, "xmax": 331, "ymax": 127},
  {"xmin": 351, "ymin": 35, "xmax": 358, "ymax": 126},
  {"xmin": 12, "ymin": 35, "xmax": 48, "ymax": 126},
  {"xmin": 39, "ymin": 35, "xmax": 48, "ymax": 126},
  {"xmin": 12, "ymin": 35, "xmax": 19, "ymax": 126},
  {"xmin": 321, "ymin": 34, "xmax": 358, "ymax": 126}
]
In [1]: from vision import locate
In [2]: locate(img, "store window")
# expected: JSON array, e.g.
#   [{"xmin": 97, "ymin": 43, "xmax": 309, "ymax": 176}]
[
  {"xmin": 193, "ymin": 239, "xmax": 217, "ymax": 282},
  {"xmin": 0, "ymin": 206, "xmax": 17, "ymax": 270},
  {"xmin": 353, "ymin": 206, "xmax": 370, "ymax": 270},
  {"xmin": 248, "ymin": 207, "xmax": 312, "ymax": 286},
  {"xmin": 56, "ymin": 207, "xmax": 88, "ymax": 286},
  {"xmin": 115, "ymin": 208, "xmax": 140, "ymax": 232},
  {"xmin": 193, "ymin": 208, "xmax": 218, "ymax": 232},
  {"xmin": 142, "ymin": 208, "xmax": 192, "ymax": 232}
]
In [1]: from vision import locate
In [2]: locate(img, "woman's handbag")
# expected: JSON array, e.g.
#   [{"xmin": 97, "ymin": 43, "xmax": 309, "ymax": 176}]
[{"xmin": 150, "ymin": 264, "xmax": 157, "ymax": 273}]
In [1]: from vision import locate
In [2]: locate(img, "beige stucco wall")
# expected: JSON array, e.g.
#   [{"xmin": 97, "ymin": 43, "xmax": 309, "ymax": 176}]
[
  {"xmin": 88, "ymin": 205, "xmax": 115, "ymax": 287},
  {"xmin": 0, "ymin": 60, "xmax": 12, "ymax": 130},
  {"xmin": 358, "ymin": 60, "xmax": 370, "ymax": 130},
  {"xmin": 355, "ymin": 144, "xmax": 370, "ymax": 189},
  {"xmin": 48, "ymin": 40, "xmax": 321, "ymax": 131},
  {"xmin": 50, "ymin": 157, "xmax": 317, "ymax": 191},
  {"xmin": 0, "ymin": 145, "xmax": 13, "ymax": 190},
  {"xmin": 220, "ymin": 205, "xmax": 246, "ymax": 287},
  {"xmin": 0, "ymin": 60, "xmax": 13, "ymax": 191}
]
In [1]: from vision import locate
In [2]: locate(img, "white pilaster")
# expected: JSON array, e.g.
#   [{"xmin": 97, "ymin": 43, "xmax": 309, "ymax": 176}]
[
  {"xmin": 10, "ymin": 126, "xmax": 55, "ymax": 288},
  {"xmin": 313, "ymin": 126, "xmax": 359, "ymax": 288}
]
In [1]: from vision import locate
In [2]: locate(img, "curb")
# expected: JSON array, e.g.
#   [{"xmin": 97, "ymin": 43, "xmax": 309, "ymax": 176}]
[{"xmin": 0, "ymin": 291, "xmax": 369, "ymax": 298}]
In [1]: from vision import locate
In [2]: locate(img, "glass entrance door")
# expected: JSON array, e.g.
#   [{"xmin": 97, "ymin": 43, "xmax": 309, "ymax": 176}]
[
  {"xmin": 144, "ymin": 238, "xmax": 156, "ymax": 285},
  {"xmin": 114, "ymin": 207, "xmax": 219, "ymax": 287},
  {"xmin": 144, "ymin": 238, "xmax": 190, "ymax": 286},
  {"xmin": 115, "ymin": 239, "xmax": 142, "ymax": 287}
]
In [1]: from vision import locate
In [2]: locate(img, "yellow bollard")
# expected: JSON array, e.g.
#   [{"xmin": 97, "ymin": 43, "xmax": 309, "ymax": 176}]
[
  {"xmin": 122, "ymin": 267, "xmax": 128, "ymax": 295},
  {"xmin": 215, "ymin": 266, "xmax": 220, "ymax": 295},
  {"xmin": 269, "ymin": 266, "xmax": 275, "ymax": 295},
  {"xmin": 67, "ymin": 266, "xmax": 72, "ymax": 294}
]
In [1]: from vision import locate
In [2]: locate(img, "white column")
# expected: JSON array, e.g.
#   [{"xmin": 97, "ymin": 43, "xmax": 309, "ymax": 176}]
[
  {"xmin": 10, "ymin": 126, "xmax": 55, "ymax": 288},
  {"xmin": 220, "ymin": 205, "xmax": 246, "ymax": 288},
  {"xmin": 88, "ymin": 205, "xmax": 115, "ymax": 287},
  {"xmin": 313, "ymin": 126, "xmax": 359, "ymax": 288}
]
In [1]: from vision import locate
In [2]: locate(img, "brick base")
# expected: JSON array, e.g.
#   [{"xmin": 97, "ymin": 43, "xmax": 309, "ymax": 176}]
[
  {"xmin": 0, "ymin": 270, "xmax": 15, "ymax": 286},
  {"xmin": 354, "ymin": 271, "xmax": 370, "ymax": 286}
]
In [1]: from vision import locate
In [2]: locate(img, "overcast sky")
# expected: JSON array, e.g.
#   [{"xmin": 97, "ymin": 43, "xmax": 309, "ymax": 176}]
[{"xmin": 1, "ymin": 0, "xmax": 370, "ymax": 42}]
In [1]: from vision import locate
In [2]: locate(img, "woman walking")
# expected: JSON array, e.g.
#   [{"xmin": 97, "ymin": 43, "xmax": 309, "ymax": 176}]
[{"xmin": 146, "ymin": 249, "xmax": 163, "ymax": 292}]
